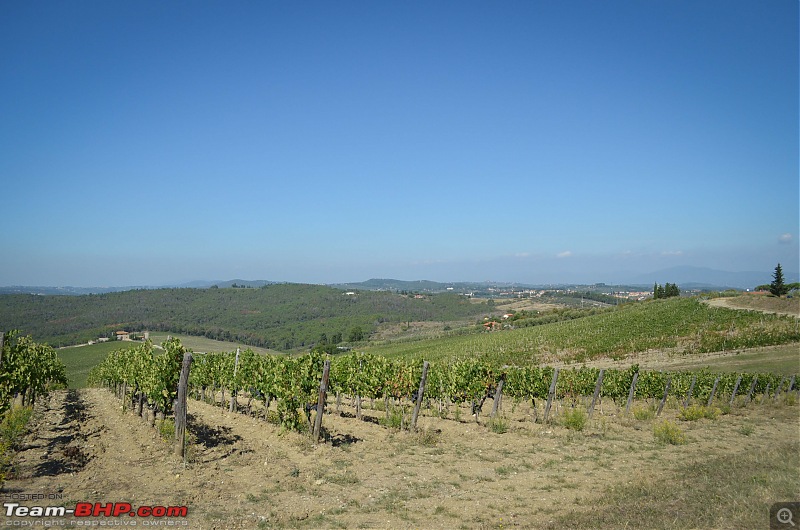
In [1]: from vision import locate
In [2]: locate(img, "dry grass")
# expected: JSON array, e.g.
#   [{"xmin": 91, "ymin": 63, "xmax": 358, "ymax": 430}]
[
  {"xmin": 7, "ymin": 389, "xmax": 799, "ymax": 529},
  {"xmin": 545, "ymin": 437, "xmax": 799, "ymax": 529},
  {"xmin": 707, "ymin": 294, "xmax": 800, "ymax": 317}
]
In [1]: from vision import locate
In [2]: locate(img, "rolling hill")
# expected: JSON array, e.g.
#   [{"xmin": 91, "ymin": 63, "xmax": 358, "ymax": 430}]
[{"xmin": 0, "ymin": 283, "xmax": 489, "ymax": 349}]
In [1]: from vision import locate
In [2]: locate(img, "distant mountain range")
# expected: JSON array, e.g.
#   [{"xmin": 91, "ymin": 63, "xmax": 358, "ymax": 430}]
[
  {"xmin": 1, "ymin": 267, "xmax": 795, "ymax": 295},
  {"xmin": 0, "ymin": 279, "xmax": 277, "ymax": 296}
]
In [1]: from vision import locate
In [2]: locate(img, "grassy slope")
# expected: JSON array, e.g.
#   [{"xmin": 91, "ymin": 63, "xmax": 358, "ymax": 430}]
[
  {"xmin": 57, "ymin": 341, "xmax": 139, "ymax": 389},
  {"xmin": 646, "ymin": 344, "xmax": 800, "ymax": 375},
  {"xmin": 722, "ymin": 293, "xmax": 800, "ymax": 315},
  {"xmin": 365, "ymin": 297, "xmax": 800, "ymax": 365},
  {"xmin": 146, "ymin": 332, "xmax": 282, "ymax": 355}
]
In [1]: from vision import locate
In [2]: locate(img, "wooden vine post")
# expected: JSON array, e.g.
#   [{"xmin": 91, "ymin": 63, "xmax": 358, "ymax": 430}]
[
  {"xmin": 729, "ymin": 375, "xmax": 742, "ymax": 405},
  {"xmin": 174, "ymin": 352, "xmax": 193, "ymax": 458},
  {"xmin": 587, "ymin": 369, "xmax": 605, "ymax": 419},
  {"xmin": 543, "ymin": 368, "xmax": 559, "ymax": 422},
  {"xmin": 706, "ymin": 375, "xmax": 721, "ymax": 406},
  {"xmin": 774, "ymin": 376, "xmax": 787, "ymax": 402},
  {"xmin": 356, "ymin": 359, "xmax": 363, "ymax": 420},
  {"xmin": 410, "ymin": 361, "xmax": 430, "ymax": 430},
  {"xmin": 490, "ymin": 375, "xmax": 505, "ymax": 418},
  {"xmin": 0, "ymin": 331, "xmax": 4, "ymax": 369},
  {"xmin": 625, "ymin": 371, "xmax": 639, "ymax": 413},
  {"xmin": 745, "ymin": 375, "xmax": 758, "ymax": 405},
  {"xmin": 656, "ymin": 377, "xmax": 671, "ymax": 416},
  {"xmin": 229, "ymin": 347, "xmax": 240, "ymax": 413},
  {"xmin": 683, "ymin": 374, "xmax": 697, "ymax": 408},
  {"xmin": 136, "ymin": 386, "xmax": 144, "ymax": 417},
  {"xmin": 313, "ymin": 360, "xmax": 331, "ymax": 443}
]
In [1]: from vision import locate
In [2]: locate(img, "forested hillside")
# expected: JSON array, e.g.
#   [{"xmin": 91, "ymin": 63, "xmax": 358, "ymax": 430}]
[{"xmin": 0, "ymin": 284, "xmax": 487, "ymax": 349}]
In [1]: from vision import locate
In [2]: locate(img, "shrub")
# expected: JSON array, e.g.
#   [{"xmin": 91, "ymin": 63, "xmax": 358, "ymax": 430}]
[
  {"xmin": 379, "ymin": 409, "xmax": 404, "ymax": 430},
  {"xmin": 412, "ymin": 427, "xmax": 441, "ymax": 446},
  {"xmin": 633, "ymin": 406, "xmax": 655, "ymax": 421},
  {"xmin": 561, "ymin": 408, "xmax": 587, "ymax": 431},
  {"xmin": 0, "ymin": 406, "xmax": 33, "ymax": 449},
  {"xmin": 679, "ymin": 405, "xmax": 720, "ymax": 421},
  {"xmin": 0, "ymin": 406, "xmax": 34, "ymax": 488},
  {"xmin": 157, "ymin": 418, "xmax": 175, "ymax": 441},
  {"xmin": 487, "ymin": 416, "xmax": 509, "ymax": 434},
  {"xmin": 739, "ymin": 424, "xmax": 755, "ymax": 436},
  {"xmin": 654, "ymin": 420, "xmax": 687, "ymax": 445}
]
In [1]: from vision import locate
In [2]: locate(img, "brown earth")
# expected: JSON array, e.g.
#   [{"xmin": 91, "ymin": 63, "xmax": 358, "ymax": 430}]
[{"xmin": 4, "ymin": 386, "xmax": 799, "ymax": 529}]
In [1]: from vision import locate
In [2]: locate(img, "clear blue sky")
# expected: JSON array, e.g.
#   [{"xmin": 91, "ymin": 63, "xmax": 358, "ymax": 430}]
[{"xmin": 1, "ymin": 1, "xmax": 797, "ymax": 286}]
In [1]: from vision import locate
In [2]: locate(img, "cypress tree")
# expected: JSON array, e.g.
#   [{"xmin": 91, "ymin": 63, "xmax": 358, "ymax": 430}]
[{"xmin": 770, "ymin": 263, "xmax": 788, "ymax": 297}]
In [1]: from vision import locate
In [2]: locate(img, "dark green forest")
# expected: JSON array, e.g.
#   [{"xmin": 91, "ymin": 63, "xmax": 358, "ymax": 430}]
[{"xmin": 0, "ymin": 284, "xmax": 486, "ymax": 350}]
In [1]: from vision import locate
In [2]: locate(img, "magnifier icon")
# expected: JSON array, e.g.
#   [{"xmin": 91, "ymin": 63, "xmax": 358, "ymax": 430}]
[{"xmin": 778, "ymin": 508, "xmax": 796, "ymax": 527}]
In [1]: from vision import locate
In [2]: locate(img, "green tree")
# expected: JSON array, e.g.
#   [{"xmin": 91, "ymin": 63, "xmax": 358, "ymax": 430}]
[
  {"xmin": 348, "ymin": 326, "xmax": 364, "ymax": 342},
  {"xmin": 653, "ymin": 283, "xmax": 678, "ymax": 299},
  {"xmin": 665, "ymin": 283, "xmax": 680, "ymax": 298},
  {"xmin": 769, "ymin": 263, "xmax": 788, "ymax": 297}
]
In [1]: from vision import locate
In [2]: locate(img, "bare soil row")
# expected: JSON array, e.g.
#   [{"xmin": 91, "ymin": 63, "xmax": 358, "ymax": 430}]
[{"xmin": 5, "ymin": 386, "xmax": 799, "ymax": 529}]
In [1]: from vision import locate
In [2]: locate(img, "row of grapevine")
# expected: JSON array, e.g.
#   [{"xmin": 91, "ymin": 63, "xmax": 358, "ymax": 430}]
[
  {"xmin": 87, "ymin": 338, "xmax": 186, "ymax": 423},
  {"xmin": 189, "ymin": 348, "xmax": 328, "ymax": 431},
  {"xmin": 0, "ymin": 330, "xmax": 68, "ymax": 414},
  {"xmin": 89, "ymin": 340, "xmax": 797, "ymax": 433}
]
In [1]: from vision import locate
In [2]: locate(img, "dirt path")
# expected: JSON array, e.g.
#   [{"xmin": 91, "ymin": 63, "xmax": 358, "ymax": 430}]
[
  {"xmin": 4, "ymin": 388, "xmax": 799, "ymax": 529},
  {"xmin": 4, "ymin": 389, "xmax": 194, "ymax": 520},
  {"xmin": 705, "ymin": 296, "xmax": 800, "ymax": 317}
]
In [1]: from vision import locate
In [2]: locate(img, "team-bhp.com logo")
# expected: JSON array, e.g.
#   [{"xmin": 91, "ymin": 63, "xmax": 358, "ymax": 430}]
[{"xmin": 4, "ymin": 502, "xmax": 188, "ymax": 518}]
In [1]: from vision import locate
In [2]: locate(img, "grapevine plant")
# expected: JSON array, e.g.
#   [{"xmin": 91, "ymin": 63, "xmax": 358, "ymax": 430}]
[
  {"xmin": 89, "ymin": 340, "xmax": 795, "ymax": 433},
  {"xmin": 0, "ymin": 331, "xmax": 67, "ymax": 414}
]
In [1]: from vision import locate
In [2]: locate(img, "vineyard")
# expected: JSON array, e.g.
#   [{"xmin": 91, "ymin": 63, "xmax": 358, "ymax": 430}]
[
  {"xmin": 5, "ymin": 303, "xmax": 800, "ymax": 529},
  {"xmin": 5, "ymin": 295, "xmax": 800, "ymax": 527},
  {"xmin": 367, "ymin": 297, "xmax": 800, "ymax": 364},
  {"xmin": 87, "ymin": 341, "xmax": 797, "ymax": 435}
]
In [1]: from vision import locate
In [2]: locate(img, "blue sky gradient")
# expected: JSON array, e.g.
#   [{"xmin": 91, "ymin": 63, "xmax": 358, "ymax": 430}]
[{"xmin": 1, "ymin": 1, "xmax": 797, "ymax": 286}]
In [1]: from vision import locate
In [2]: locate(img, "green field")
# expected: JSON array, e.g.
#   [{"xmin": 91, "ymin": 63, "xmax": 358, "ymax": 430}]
[
  {"xmin": 58, "ymin": 333, "xmax": 283, "ymax": 388},
  {"xmin": 57, "ymin": 341, "xmax": 139, "ymax": 388},
  {"xmin": 146, "ymin": 332, "xmax": 283, "ymax": 355}
]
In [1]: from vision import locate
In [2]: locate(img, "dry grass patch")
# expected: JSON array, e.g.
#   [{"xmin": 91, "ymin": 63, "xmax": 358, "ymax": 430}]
[{"xmin": 546, "ymin": 437, "xmax": 800, "ymax": 529}]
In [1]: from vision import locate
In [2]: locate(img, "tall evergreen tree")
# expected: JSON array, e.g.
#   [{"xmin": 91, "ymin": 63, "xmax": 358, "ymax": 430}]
[
  {"xmin": 665, "ymin": 283, "xmax": 680, "ymax": 297},
  {"xmin": 769, "ymin": 263, "xmax": 788, "ymax": 297},
  {"xmin": 653, "ymin": 282, "xmax": 679, "ymax": 299}
]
